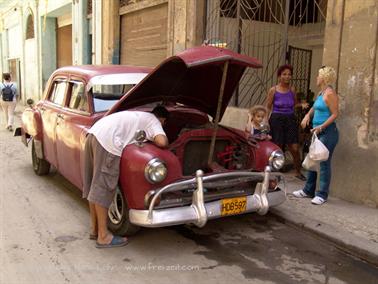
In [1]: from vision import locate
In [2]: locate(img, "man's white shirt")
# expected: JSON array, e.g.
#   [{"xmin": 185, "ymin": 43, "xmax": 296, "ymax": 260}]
[{"xmin": 88, "ymin": 111, "xmax": 166, "ymax": 156}]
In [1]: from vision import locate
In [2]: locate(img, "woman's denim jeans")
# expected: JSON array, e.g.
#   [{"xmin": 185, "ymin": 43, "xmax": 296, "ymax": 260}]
[{"xmin": 303, "ymin": 123, "xmax": 339, "ymax": 200}]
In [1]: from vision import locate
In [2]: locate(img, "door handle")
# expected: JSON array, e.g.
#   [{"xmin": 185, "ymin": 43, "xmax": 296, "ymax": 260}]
[{"xmin": 57, "ymin": 113, "xmax": 64, "ymax": 119}]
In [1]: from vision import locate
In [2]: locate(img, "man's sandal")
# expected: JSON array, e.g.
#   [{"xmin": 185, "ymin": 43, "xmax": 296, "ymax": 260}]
[{"xmin": 95, "ymin": 236, "xmax": 128, "ymax": 249}]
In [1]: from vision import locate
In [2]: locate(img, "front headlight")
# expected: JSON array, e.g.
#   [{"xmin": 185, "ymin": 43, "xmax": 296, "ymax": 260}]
[
  {"xmin": 269, "ymin": 150, "xmax": 285, "ymax": 170},
  {"xmin": 144, "ymin": 158, "xmax": 167, "ymax": 184}
]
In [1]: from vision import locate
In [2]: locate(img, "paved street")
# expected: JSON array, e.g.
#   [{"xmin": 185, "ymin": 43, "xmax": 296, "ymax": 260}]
[{"xmin": 0, "ymin": 119, "xmax": 377, "ymax": 284}]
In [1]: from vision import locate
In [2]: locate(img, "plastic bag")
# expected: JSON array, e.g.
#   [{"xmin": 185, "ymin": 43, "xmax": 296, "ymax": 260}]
[
  {"xmin": 309, "ymin": 133, "xmax": 329, "ymax": 161},
  {"xmin": 302, "ymin": 154, "xmax": 319, "ymax": 171}
]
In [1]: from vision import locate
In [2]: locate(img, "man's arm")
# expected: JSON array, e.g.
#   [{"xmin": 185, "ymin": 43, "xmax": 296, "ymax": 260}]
[{"xmin": 153, "ymin": 134, "xmax": 168, "ymax": 148}]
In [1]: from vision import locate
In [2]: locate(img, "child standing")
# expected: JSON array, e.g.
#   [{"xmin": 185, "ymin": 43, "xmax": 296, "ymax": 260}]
[{"xmin": 245, "ymin": 105, "xmax": 271, "ymax": 140}]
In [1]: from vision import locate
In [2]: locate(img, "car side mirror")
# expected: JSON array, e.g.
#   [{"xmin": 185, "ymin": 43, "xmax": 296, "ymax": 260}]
[
  {"xmin": 26, "ymin": 98, "xmax": 34, "ymax": 107},
  {"xmin": 134, "ymin": 129, "xmax": 146, "ymax": 146}
]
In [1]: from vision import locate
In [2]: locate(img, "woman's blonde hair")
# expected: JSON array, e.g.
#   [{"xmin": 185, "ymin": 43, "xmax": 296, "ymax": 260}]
[
  {"xmin": 249, "ymin": 105, "xmax": 267, "ymax": 116},
  {"xmin": 318, "ymin": 66, "xmax": 336, "ymax": 86}
]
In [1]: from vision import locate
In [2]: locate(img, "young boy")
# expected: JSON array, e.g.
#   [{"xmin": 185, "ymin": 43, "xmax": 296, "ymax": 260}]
[{"xmin": 245, "ymin": 105, "xmax": 271, "ymax": 140}]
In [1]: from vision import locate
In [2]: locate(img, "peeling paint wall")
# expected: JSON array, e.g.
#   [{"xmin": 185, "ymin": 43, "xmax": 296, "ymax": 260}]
[
  {"xmin": 167, "ymin": 0, "xmax": 205, "ymax": 56},
  {"xmin": 323, "ymin": 0, "xmax": 378, "ymax": 207}
]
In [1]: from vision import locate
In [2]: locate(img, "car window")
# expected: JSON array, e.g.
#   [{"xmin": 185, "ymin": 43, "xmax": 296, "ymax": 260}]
[
  {"xmin": 92, "ymin": 84, "xmax": 135, "ymax": 112},
  {"xmin": 49, "ymin": 80, "xmax": 67, "ymax": 106},
  {"xmin": 68, "ymin": 81, "xmax": 89, "ymax": 112}
]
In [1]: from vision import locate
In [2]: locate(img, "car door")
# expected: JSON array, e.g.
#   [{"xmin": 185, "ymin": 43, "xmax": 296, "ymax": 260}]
[
  {"xmin": 55, "ymin": 80, "xmax": 95, "ymax": 189},
  {"xmin": 41, "ymin": 78, "xmax": 68, "ymax": 168}
]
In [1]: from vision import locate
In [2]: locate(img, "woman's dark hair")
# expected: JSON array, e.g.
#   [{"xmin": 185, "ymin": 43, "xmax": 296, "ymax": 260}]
[
  {"xmin": 3, "ymin": 73, "xmax": 11, "ymax": 81},
  {"xmin": 152, "ymin": 105, "xmax": 170, "ymax": 119},
  {"xmin": 277, "ymin": 64, "xmax": 293, "ymax": 77}
]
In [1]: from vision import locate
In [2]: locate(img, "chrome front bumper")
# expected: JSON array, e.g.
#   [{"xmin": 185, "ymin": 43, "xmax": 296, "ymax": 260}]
[{"xmin": 129, "ymin": 167, "xmax": 286, "ymax": 228}]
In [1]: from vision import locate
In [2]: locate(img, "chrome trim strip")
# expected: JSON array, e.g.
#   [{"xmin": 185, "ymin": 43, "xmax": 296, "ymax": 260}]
[
  {"xmin": 191, "ymin": 170, "xmax": 207, "ymax": 227},
  {"xmin": 257, "ymin": 166, "xmax": 270, "ymax": 215}
]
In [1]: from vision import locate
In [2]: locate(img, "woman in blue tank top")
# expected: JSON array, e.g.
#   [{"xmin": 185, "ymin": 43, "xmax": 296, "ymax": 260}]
[
  {"xmin": 293, "ymin": 66, "xmax": 339, "ymax": 205},
  {"xmin": 266, "ymin": 64, "xmax": 308, "ymax": 181}
]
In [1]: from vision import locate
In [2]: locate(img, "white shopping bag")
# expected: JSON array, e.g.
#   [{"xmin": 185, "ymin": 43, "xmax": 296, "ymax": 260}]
[
  {"xmin": 309, "ymin": 133, "xmax": 329, "ymax": 161},
  {"xmin": 302, "ymin": 154, "xmax": 319, "ymax": 171}
]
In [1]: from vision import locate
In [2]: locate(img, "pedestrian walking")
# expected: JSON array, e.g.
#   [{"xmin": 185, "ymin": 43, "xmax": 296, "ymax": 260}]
[
  {"xmin": 83, "ymin": 106, "xmax": 169, "ymax": 248},
  {"xmin": 293, "ymin": 66, "xmax": 339, "ymax": 205},
  {"xmin": 266, "ymin": 64, "xmax": 308, "ymax": 180},
  {"xmin": 1, "ymin": 73, "xmax": 18, "ymax": 131}
]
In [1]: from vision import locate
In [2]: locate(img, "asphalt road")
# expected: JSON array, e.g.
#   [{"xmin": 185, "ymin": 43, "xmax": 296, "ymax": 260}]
[{"xmin": 1, "ymin": 126, "xmax": 377, "ymax": 284}]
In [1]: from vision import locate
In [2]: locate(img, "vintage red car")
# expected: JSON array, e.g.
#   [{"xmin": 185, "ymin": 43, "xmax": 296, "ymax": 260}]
[{"xmin": 18, "ymin": 46, "xmax": 286, "ymax": 235}]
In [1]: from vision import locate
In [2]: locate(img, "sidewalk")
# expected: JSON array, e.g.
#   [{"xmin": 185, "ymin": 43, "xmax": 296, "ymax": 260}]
[{"xmin": 271, "ymin": 173, "xmax": 378, "ymax": 267}]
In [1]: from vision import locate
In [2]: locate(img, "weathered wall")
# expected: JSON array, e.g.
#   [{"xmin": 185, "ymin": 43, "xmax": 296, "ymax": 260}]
[
  {"xmin": 102, "ymin": 0, "xmax": 120, "ymax": 64},
  {"xmin": 40, "ymin": 17, "xmax": 57, "ymax": 89},
  {"xmin": 0, "ymin": 6, "xmax": 22, "ymax": 95},
  {"xmin": 167, "ymin": 0, "xmax": 205, "ymax": 56},
  {"xmin": 24, "ymin": 38, "xmax": 38, "ymax": 101},
  {"xmin": 323, "ymin": 0, "xmax": 378, "ymax": 207}
]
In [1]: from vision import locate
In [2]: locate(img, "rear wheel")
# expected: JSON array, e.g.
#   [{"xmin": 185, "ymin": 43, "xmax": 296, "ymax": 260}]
[
  {"xmin": 31, "ymin": 139, "xmax": 50, "ymax": 175},
  {"xmin": 107, "ymin": 186, "xmax": 140, "ymax": 236}
]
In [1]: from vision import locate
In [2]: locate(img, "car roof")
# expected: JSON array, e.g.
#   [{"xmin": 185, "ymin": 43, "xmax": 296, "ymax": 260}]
[{"xmin": 52, "ymin": 65, "xmax": 153, "ymax": 81}]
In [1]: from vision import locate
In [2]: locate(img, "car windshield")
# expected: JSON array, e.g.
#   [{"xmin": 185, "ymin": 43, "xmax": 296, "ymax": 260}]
[
  {"xmin": 89, "ymin": 73, "xmax": 148, "ymax": 112},
  {"xmin": 92, "ymin": 84, "xmax": 134, "ymax": 112}
]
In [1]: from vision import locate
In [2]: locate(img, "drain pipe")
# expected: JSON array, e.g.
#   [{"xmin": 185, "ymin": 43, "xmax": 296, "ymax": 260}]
[{"xmin": 208, "ymin": 60, "xmax": 229, "ymax": 165}]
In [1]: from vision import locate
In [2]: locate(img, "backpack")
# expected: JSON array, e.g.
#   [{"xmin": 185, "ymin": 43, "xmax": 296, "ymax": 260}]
[{"xmin": 2, "ymin": 84, "xmax": 14, "ymax": 101}]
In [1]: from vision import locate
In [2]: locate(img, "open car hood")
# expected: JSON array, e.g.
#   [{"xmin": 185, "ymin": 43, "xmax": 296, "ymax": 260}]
[{"xmin": 108, "ymin": 46, "xmax": 262, "ymax": 118}]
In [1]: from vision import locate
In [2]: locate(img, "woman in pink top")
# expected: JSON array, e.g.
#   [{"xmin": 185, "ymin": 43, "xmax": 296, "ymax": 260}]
[{"xmin": 266, "ymin": 64, "xmax": 308, "ymax": 180}]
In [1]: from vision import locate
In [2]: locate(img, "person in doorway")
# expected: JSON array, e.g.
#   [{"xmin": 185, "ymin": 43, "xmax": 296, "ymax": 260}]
[
  {"xmin": 266, "ymin": 64, "xmax": 308, "ymax": 180},
  {"xmin": 245, "ymin": 105, "xmax": 271, "ymax": 140},
  {"xmin": 293, "ymin": 66, "xmax": 339, "ymax": 205},
  {"xmin": 0, "ymin": 73, "xmax": 18, "ymax": 132},
  {"xmin": 83, "ymin": 106, "xmax": 169, "ymax": 248}
]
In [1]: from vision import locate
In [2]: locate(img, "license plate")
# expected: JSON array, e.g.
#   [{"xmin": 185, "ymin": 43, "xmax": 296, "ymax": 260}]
[{"xmin": 221, "ymin": 197, "xmax": 247, "ymax": 216}]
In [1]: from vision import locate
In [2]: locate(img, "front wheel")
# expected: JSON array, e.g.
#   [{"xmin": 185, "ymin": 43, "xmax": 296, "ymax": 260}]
[
  {"xmin": 107, "ymin": 186, "xmax": 140, "ymax": 236},
  {"xmin": 31, "ymin": 139, "xmax": 50, "ymax": 176}
]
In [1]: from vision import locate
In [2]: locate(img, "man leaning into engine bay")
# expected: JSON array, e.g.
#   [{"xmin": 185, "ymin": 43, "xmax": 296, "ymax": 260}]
[{"xmin": 82, "ymin": 106, "xmax": 169, "ymax": 248}]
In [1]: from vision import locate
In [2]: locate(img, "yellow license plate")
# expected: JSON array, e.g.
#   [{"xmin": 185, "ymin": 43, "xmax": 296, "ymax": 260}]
[{"xmin": 221, "ymin": 197, "xmax": 247, "ymax": 216}]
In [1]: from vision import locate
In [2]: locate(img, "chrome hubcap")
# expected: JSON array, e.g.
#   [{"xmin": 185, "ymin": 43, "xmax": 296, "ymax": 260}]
[{"xmin": 108, "ymin": 187, "xmax": 124, "ymax": 225}]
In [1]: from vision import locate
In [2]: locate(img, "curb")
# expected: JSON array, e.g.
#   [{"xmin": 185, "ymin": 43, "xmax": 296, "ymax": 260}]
[{"xmin": 269, "ymin": 207, "xmax": 378, "ymax": 267}]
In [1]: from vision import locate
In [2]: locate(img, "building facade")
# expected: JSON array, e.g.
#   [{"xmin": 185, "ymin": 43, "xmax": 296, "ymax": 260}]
[{"xmin": 0, "ymin": 0, "xmax": 377, "ymax": 207}]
